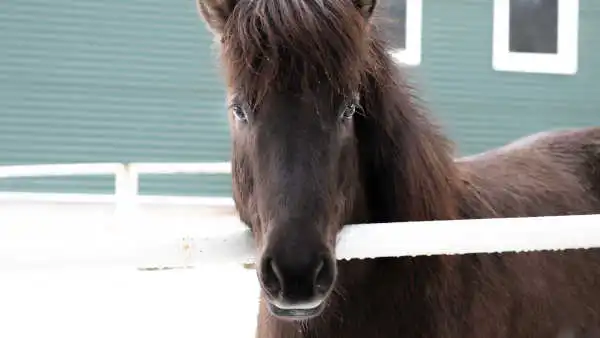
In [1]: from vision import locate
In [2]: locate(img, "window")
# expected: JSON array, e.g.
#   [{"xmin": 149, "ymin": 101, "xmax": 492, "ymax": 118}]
[
  {"xmin": 492, "ymin": 0, "xmax": 579, "ymax": 75},
  {"xmin": 381, "ymin": 0, "xmax": 422, "ymax": 66}
]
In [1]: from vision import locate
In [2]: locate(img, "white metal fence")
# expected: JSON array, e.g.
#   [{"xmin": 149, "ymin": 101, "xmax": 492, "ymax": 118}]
[
  {"xmin": 0, "ymin": 162, "xmax": 235, "ymax": 207},
  {"xmin": 0, "ymin": 162, "xmax": 259, "ymax": 337},
  {"xmin": 1, "ymin": 162, "xmax": 600, "ymax": 271}
]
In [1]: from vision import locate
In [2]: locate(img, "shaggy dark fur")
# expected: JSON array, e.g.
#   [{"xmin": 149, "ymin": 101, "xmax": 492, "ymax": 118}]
[{"xmin": 196, "ymin": 0, "xmax": 600, "ymax": 337}]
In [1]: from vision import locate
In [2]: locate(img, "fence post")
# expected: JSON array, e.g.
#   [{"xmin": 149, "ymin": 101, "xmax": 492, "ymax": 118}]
[{"xmin": 114, "ymin": 163, "xmax": 139, "ymax": 220}]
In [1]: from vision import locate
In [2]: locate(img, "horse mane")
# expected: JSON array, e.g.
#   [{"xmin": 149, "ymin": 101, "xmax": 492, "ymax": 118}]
[
  {"xmin": 220, "ymin": 0, "xmax": 462, "ymax": 222},
  {"xmin": 355, "ymin": 30, "xmax": 462, "ymax": 222}
]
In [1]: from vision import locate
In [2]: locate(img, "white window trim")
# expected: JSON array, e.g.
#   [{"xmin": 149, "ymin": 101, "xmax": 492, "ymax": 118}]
[
  {"xmin": 389, "ymin": 0, "xmax": 422, "ymax": 67},
  {"xmin": 492, "ymin": 0, "xmax": 579, "ymax": 75}
]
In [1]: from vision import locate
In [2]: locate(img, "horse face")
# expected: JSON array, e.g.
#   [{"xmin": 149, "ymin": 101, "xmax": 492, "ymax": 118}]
[
  {"xmin": 197, "ymin": 0, "xmax": 378, "ymax": 321},
  {"xmin": 228, "ymin": 87, "xmax": 361, "ymax": 319}
]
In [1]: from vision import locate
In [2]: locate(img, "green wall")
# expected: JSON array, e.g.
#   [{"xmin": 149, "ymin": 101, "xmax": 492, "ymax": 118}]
[
  {"xmin": 0, "ymin": 0, "xmax": 232, "ymax": 196},
  {"xmin": 1, "ymin": 0, "xmax": 599, "ymax": 196}
]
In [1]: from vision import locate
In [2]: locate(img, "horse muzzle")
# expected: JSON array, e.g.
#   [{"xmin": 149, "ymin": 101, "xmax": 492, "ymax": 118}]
[{"xmin": 257, "ymin": 241, "xmax": 337, "ymax": 320}]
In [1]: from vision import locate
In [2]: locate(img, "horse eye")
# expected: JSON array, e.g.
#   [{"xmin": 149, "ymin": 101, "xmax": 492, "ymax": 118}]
[
  {"xmin": 232, "ymin": 104, "xmax": 248, "ymax": 122},
  {"xmin": 339, "ymin": 103, "xmax": 357, "ymax": 121}
]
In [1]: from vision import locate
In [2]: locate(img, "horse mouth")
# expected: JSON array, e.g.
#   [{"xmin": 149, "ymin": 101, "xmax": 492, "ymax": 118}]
[{"xmin": 266, "ymin": 298, "xmax": 326, "ymax": 320}]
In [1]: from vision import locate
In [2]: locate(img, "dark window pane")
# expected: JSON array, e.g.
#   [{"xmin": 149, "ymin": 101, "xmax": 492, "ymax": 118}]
[
  {"xmin": 380, "ymin": 0, "xmax": 407, "ymax": 50},
  {"xmin": 509, "ymin": 0, "xmax": 558, "ymax": 54}
]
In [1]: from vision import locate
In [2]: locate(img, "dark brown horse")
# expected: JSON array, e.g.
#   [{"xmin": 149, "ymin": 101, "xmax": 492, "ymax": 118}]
[{"xmin": 196, "ymin": 0, "xmax": 600, "ymax": 337}]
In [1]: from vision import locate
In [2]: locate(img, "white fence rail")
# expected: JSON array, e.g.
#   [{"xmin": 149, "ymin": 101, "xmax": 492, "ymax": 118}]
[
  {"xmin": 1, "ymin": 162, "xmax": 600, "ymax": 271},
  {"xmin": 0, "ymin": 162, "xmax": 233, "ymax": 203}
]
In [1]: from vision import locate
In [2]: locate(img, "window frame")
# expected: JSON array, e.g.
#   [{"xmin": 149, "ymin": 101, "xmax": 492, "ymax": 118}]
[
  {"xmin": 492, "ymin": 0, "xmax": 579, "ymax": 75},
  {"xmin": 389, "ymin": 0, "xmax": 423, "ymax": 67}
]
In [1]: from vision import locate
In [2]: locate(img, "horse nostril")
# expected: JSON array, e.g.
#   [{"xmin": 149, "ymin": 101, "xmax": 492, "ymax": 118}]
[
  {"xmin": 261, "ymin": 257, "xmax": 283, "ymax": 296},
  {"xmin": 313, "ymin": 256, "xmax": 334, "ymax": 295}
]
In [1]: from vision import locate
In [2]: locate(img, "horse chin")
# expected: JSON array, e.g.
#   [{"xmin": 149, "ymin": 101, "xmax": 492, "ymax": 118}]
[{"xmin": 266, "ymin": 298, "xmax": 326, "ymax": 321}]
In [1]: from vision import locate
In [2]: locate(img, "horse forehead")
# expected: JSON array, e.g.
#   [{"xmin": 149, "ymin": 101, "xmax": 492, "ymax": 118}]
[
  {"xmin": 254, "ymin": 94, "xmax": 339, "ymax": 131},
  {"xmin": 260, "ymin": 86, "xmax": 338, "ymax": 108},
  {"xmin": 261, "ymin": 95, "xmax": 321, "ymax": 121}
]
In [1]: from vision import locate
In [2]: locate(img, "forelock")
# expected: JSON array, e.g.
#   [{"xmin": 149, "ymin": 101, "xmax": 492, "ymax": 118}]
[{"xmin": 220, "ymin": 0, "xmax": 375, "ymax": 105}]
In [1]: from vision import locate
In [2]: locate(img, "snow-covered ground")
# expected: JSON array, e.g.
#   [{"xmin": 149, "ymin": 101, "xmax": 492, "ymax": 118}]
[
  {"xmin": 0, "ymin": 198, "xmax": 259, "ymax": 337},
  {"xmin": 4, "ymin": 195, "xmax": 600, "ymax": 338},
  {"xmin": 0, "ymin": 264, "xmax": 260, "ymax": 338}
]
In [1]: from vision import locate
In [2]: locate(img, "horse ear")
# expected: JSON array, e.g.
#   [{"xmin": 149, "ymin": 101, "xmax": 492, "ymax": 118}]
[
  {"xmin": 353, "ymin": 0, "xmax": 377, "ymax": 20},
  {"xmin": 196, "ymin": 0, "xmax": 238, "ymax": 35}
]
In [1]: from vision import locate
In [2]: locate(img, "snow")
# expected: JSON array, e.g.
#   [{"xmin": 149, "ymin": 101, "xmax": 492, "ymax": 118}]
[{"xmin": 0, "ymin": 265, "xmax": 260, "ymax": 338}]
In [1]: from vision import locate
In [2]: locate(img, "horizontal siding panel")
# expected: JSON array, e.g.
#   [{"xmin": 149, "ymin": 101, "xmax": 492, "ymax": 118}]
[
  {"xmin": 0, "ymin": 0, "xmax": 231, "ymax": 195},
  {"xmin": 0, "ymin": 175, "xmax": 232, "ymax": 197}
]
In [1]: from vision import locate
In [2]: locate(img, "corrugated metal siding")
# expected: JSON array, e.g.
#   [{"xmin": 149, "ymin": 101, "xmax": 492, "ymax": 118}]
[
  {"xmin": 0, "ymin": 0, "xmax": 232, "ymax": 196},
  {"xmin": 416, "ymin": 0, "xmax": 600, "ymax": 156}
]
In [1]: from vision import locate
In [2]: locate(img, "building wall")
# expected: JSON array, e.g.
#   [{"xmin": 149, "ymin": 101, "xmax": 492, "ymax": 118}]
[
  {"xmin": 1, "ymin": 0, "xmax": 599, "ymax": 196},
  {"xmin": 416, "ymin": 0, "xmax": 600, "ymax": 155}
]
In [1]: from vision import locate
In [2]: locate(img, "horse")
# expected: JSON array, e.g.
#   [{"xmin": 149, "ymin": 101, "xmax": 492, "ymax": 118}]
[{"xmin": 195, "ymin": 0, "xmax": 600, "ymax": 337}]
